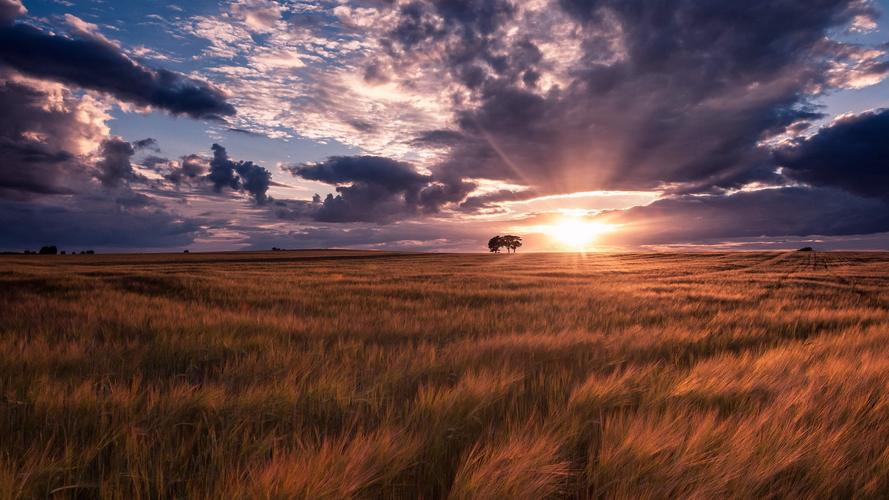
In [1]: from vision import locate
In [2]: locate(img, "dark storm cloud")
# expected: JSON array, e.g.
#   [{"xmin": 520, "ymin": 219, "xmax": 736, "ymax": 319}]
[
  {"xmin": 418, "ymin": 173, "xmax": 477, "ymax": 210},
  {"xmin": 208, "ymin": 144, "xmax": 241, "ymax": 192},
  {"xmin": 165, "ymin": 154, "xmax": 208, "ymax": 185},
  {"xmin": 0, "ymin": 81, "xmax": 201, "ymax": 249},
  {"xmin": 235, "ymin": 161, "xmax": 272, "ymax": 205},
  {"xmin": 133, "ymin": 138, "xmax": 159, "ymax": 151},
  {"xmin": 384, "ymin": 0, "xmax": 529, "ymax": 95},
  {"xmin": 388, "ymin": 0, "xmax": 515, "ymax": 51},
  {"xmin": 288, "ymin": 155, "xmax": 432, "ymax": 222},
  {"xmin": 0, "ymin": 70, "xmax": 204, "ymax": 250},
  {"xmin": 286, "ymin": 155, "xmax": 474, "ymax": 223},
  {"xmin": 0, "ymin": 24, "xmax": 235, "ymax": 119},
  {"xmin": 180, "ymin": 155, "xmax": 207, "ymax": 178},
  {"xmin": 0, "ymin": 198, "xmax": 200, "ymax": 249},
  {"xmin": 775, "ymin": 108, "xmax": 889, "ymax": 199},
  {"xmin": 292, "ymin": 155, "xmax": 430, "ymax": 189},
  {"xmin": 207, "ymin": 144, "xmax": 271, "ymax": 204},
  {"xmin": 141, "ymin": 156, "xmax": 170, "ymax": 170},
  {"xmin": 95, "ymin": 138, "xmax": 137, "ymax": 188},
  {"xmin": 459, "ymin": 188, "xmax": 538, "ymax": 212},
  {"xmin": 597, "ymin": 187, "xmax": 889, "ymax": 246},
  {"xmin": 0, "ymin": 77, "xmax": 95, "ymax": 197},
  {"xmin": 380, "ymin": 0, "xmax": 882, "ymax": 197},
  {"xmin": 269, "ymin": 198, "xmax": 319, "ymax": 221}
]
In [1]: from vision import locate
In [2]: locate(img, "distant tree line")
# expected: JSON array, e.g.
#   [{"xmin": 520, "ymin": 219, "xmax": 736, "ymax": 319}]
[
  {"xmin": 488, "ymin": 235, "xmax": 523, "ymax": 253},
  {"xmin": 0, "ymin": 246, "xmax": 96, "ymax": 255}
]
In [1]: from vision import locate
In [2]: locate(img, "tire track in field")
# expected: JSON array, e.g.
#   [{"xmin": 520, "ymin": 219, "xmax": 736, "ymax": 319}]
[
  {"xmin": 631, "ymin": 252, "xmax": 881, "ymax": 380},
  {"xmin": 758, "ymin": 251, "xmax": 883, "ymax": 309},
  {"xmin": 756, "ymin": 251, "xmax": 810, "ymax": 302},
  {"xmin": 669, "ymin": 252, "xmax": 794, "ymax": 283},
  {"xmin": 817, "ymin": 252, "xmax": 880, "ymax": 306},
  {"xmin": 658, "ymin": 253, "xmax": 793, "ymax": 306}
]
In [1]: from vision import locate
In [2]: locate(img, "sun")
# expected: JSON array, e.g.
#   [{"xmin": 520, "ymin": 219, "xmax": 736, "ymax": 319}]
[{"xmin": 545, "ymin": 218, "xmax": 614, "ymax": 250}]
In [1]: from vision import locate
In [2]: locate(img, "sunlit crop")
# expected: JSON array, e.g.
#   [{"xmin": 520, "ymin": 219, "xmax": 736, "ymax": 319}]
[{"xmin": 1, "ymin": 250, "xmax": 887, "ymax": 498}]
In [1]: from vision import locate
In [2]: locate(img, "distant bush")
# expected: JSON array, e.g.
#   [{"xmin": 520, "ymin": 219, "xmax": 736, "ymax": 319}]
[
  {"xmin": 38, "ymin": 245, "xmax": 58, "ymax": 255},
  {"xmin": 798, "ymin": 247, "xmax": 814, "ymax": 252}
]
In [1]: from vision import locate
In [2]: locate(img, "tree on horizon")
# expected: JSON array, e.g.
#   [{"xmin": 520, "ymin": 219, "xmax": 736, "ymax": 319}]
[
  {"xmin": 501, "ymin": 235, "xmax": 522, "ymax": 253},
  {"xmin": 488, "ymin": 236, "xmax": 503, "ymax": 253},
  {"xmin": 488, "ymin": 235, "xmax": 523, "ymax": 253}
]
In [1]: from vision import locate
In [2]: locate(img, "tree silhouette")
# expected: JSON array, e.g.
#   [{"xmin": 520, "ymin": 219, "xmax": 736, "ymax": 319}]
[
  {"xmin": 38, "ymin": 245, "xmax": 58, "ymax": 255},
  {"xmin": 488, "ymin": 235, "xmax": 522, "ymax": 253},
  {"xmin": 501, "ymin": 235, "xmax": 523, "ymax": 253}
]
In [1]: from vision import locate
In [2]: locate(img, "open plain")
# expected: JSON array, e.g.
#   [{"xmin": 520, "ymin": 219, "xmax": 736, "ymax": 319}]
[{"xmin": 1, "ymin": 251, "xmax": 888, "ymax": 498}]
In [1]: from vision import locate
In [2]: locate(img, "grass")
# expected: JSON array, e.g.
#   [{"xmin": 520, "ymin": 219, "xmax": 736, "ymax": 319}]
[{"xmin": 0, "ymin": 250, "xmax": 888, "ymax": 498}]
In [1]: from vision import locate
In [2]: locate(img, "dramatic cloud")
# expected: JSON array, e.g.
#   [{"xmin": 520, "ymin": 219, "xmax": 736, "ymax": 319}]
[
  {"xmin": 293, "ymin": 155, "xmax": 431, "ymax": 190},
  {"xmin": 301, "ymin": 0, "xmax": 872, "ymax": 206},
  {"xmin": 776, "ymin": 108, "xmax": 889, "ymax": 199},
  {"xmin": 597, "ymin": 187, "xmax": 889, "ymax": 246},
  {"xmin": 133, "ymin": 138, "xmax": 160, "ymax": 152},
  {"xmin": 0, "ymin": 73, "xmax": 107, "ymax": 197},
  {"xmin": 180, "ymin": 0, "xmax": 887, "ymax": 211},
  {"xmin": 1, "ymin": 0, "xmax": 888, "ymax": 251},
  {"xmin": 165, "ymin": 154, "xmax": 208, "ymax": 185},
  {"xmin": 208, "ymin": 144, "xmax": 271, "ymax": 204},
  {"xmin": 208, "ymin": 144, "xmax": 241, "ymax": 192},
  {"xmin": 95, "ymin": 138, "xmax": 138, "ymax": 188},
  {"xmin": 459, "ymin": 188, "xmax": 538, "ymax": 213},
  {"xmin": 235, "ymin": 161, "xmax": 272, "ymax": 205},
  {"xmin": 0, "ymin": 197, "xmax": 200, "ymax": 250},
  {"xmin": 286, "ymin": 155, "xmax": 473, "ymax": 222},
  {"xmin": 0, "ymin": 24, "xmax": 235, "ymax": 119},
  {"xmin": 287, "ymin": 156, "xmax": 434, "ymax": 222},
  {"xmin": 0, "ymin": 69, "xmax": 202, "ymax": 250}
]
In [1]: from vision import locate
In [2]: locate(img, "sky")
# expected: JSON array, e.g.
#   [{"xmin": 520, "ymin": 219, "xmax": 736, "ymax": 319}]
[{"xmin": 1, "ymin": 0, "xmax": 888, "ymax": 252}]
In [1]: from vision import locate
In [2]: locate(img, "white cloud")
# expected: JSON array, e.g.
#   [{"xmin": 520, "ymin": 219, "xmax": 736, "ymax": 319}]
[{"xmin": 231, "ymin": 0, "xmax": 282, "ymax": 33}]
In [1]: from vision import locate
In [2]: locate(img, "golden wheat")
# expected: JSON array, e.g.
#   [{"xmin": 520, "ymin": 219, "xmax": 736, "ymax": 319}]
[{"xmin": 0, "ymin": 250, "xmax": 887, "ymax": 498}]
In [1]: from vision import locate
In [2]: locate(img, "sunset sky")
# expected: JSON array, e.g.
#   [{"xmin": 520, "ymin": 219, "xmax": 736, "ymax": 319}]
[{"xmin": 1, "ymin": 0, "xmax": 888, "ymax": 252}]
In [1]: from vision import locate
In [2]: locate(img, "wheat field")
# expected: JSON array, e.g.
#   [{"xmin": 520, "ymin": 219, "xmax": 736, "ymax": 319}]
[{"xmin": 1, "ymin": 250, "xmax": 888, "ymax": 498}]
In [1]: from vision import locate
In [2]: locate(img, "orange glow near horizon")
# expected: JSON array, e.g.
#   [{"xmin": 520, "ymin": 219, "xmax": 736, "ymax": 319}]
[{"xmin": 543, "ymin": 217, "xmax": 617, "ymax": 250}]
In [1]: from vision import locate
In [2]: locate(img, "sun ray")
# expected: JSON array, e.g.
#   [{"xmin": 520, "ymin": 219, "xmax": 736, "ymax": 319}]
[{"xmin": 543, "ymin": 217, "xmax": 617, "ymax": 251}]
